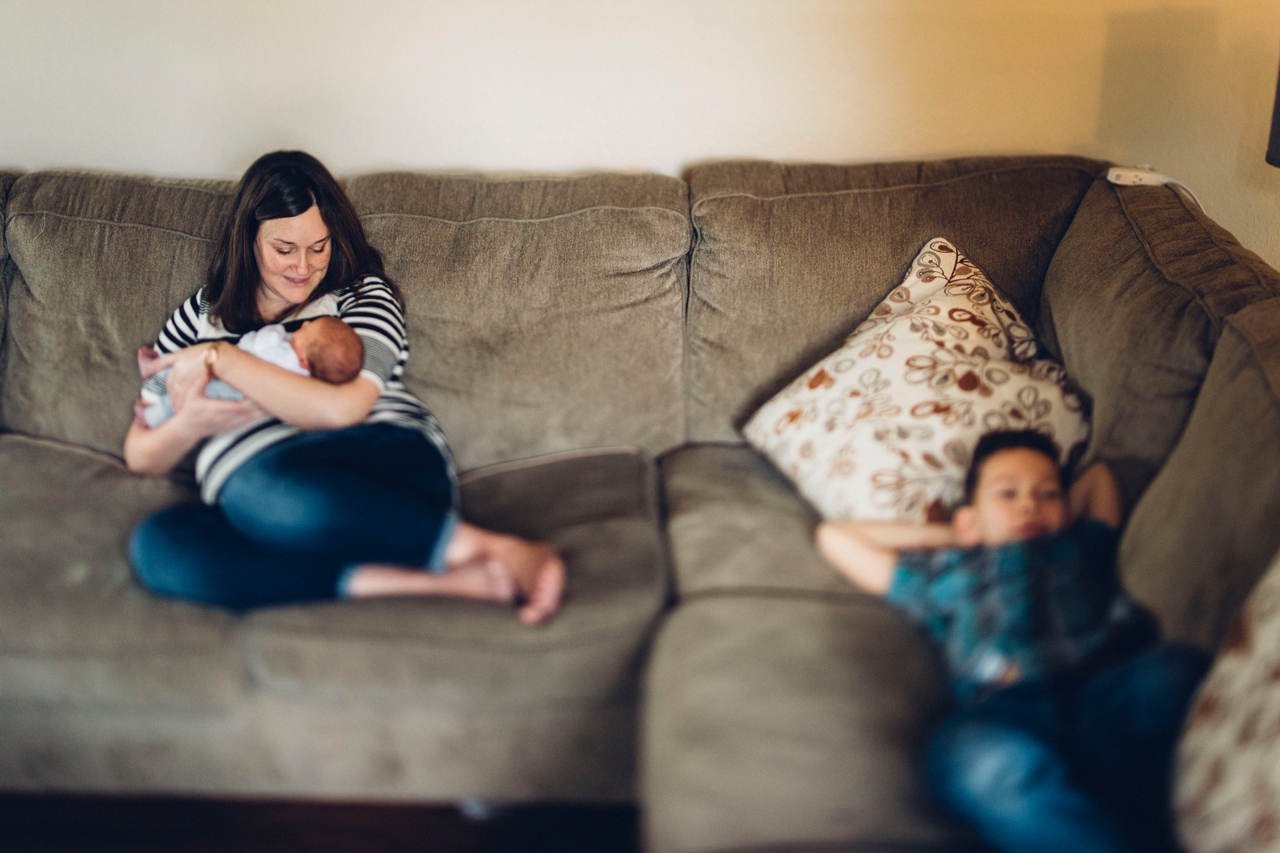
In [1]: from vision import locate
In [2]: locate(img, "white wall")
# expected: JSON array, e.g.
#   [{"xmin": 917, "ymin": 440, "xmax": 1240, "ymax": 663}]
[{"xmin": 3, "ymin": 0, "xmax": 1280, "ymax": 266}]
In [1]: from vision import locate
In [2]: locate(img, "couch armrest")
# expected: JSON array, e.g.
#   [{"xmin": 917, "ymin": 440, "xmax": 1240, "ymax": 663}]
[
  {"xmin": 1121, "ymin": 305, "xmax": 1280, "ymax": 649},
  {"xmin": 1039, "ymin": 179, "xmax": 1280, "ymax": 510}
]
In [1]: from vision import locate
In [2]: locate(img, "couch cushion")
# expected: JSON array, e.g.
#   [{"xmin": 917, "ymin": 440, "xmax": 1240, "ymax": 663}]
[
  {"xmin": 0, "ymin": 433, "xmax": 243, "ymax": 709},
  {"xmin": 1038, "ymin": 180, "xmax": 1280, "ymax": 508},
  {"xmin": 1122, "ymin": 307, "xmax": 1280, "ymax": 649},
  {"xmin": 242, "ymin": 447, "xmax": 668, "ymax": 704},
  {"xmin": 1, "ymin": 172, "xmax": 234, "ymax": 456},
  {"xmin": 662, "ymin": 444, "xmax": 856, "ymax": 599},
  {"xmin": 685, "ymin": 156, "xmax": 1104, "ymax": 443},
  {"xmin": 347, "ymin": 172, "xmax": 691, "ymax": 470},
  {"xmin": 641, "ymin": 594, "xmax": 956, "ymax": 853},
  {"xmin": 0, "ymin": 446, "xmax": 668, "ymax": 801}
]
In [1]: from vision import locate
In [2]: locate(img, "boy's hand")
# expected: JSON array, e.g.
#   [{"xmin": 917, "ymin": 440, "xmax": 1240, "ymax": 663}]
[{"xmin": 1069, "ymin": 461, "xmax": 1124, "ymax": 529}]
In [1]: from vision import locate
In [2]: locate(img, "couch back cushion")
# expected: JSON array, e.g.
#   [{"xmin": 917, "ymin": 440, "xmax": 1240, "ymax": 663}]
[
  {"xmin": 684, "ymin": 157, "xmax": 1103, "ymax": 443},
  {"xmin": 2, "ymin": 172, "xmax": 234, "ymax": 453},
  {"xmin": 1122, "ymin": 303, "xmax": 1280, "ymax": 648},
  {"xmin": 1, "ymin": 170, "xmax": 691, "ymax": 469},
  {"xmin": 347, "ymin": 172, "xmax": 690, "ymax": 470},
  {"xmin": 1037, "ymin": 180, "xmax": 1280, "ymax": 509}
]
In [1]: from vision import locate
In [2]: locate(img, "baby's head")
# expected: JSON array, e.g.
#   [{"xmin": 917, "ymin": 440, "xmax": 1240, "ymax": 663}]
[
  {"xmin": 289, "ymin": 317, "xmax": 364, "ymax": 385},
  {"xmin": 952, "ymin": 429, "xmax": 1069, "ymax": 548}
]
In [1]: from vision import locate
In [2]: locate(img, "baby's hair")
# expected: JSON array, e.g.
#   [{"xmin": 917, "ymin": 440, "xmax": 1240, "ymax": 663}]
[
  {"xmin": 299, "ymin": 317, "xmax": 363, "ymax": 384},
  {"xmin": 962, "ymin": 429, "xmax": 1065, "ymax": 504}
]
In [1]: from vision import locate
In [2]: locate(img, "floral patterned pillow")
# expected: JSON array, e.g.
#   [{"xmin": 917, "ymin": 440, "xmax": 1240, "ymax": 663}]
[
  {"xmin": 742, "ymin": 237, "xmax": 1090, "ymax": 522},
  {"xmin": 1176, "ymin": 546, "xmax": 1280, "ymax": 852}
]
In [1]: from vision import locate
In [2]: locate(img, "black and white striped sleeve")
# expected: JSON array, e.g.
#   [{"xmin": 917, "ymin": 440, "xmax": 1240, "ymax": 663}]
[
  {"xmin": 154, "ymin": 290, "xmax": 206, "ymax": 354},
  {"xmin": 338, "ymin": 278, "xmax": 409, "ymax": 389}
]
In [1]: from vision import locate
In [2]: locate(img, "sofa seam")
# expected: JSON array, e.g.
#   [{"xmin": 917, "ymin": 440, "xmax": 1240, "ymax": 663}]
[
  {"xmin": 674, "ymin": 585, "xmax": 871, "ymax": 608},
  {"xmin": 14, "ymin": 170, "xmax": 234, "ymax": 196},
  {"xmin": 6, "ymin": 210, "xmax": 218, "ymax": 244},
  {"xmin": 678, "ymin": 842, "xmax": 971, "ymax": 853},
  {"xmin": 0, "ymin": 647, "xmax": 236, "ymax": 661},
  {"xmin": 0, "ymin": 431, "xmax": 138, "ymax": 468},
  {"xmin": 689, "ymin": 163, "xmax": 1102, "ymax": 218},
  {"xmin": 456, "ymin": 444, "xmax": 651, "ymax": 485},
  {"xmin": 1112, "ymin": 183, "xmax": 1272, "ymax": 339},
  {"xmin": 359, "ymin": 205, "xmax": 691, "ymax": 229},
  {"xmin": 240, "ymin": 611, "xmax": 664, "ymax": 654},
  {"xmin": 681, "ymin": 216, "xmax": 699, "ymax": 448},
  {"xmin": 9, "ymin": 205, "xmax": 692, "ymax": 244},
  {"xmin": 351, "ymin": 171, "xmax": 683, "ymax": 186}
]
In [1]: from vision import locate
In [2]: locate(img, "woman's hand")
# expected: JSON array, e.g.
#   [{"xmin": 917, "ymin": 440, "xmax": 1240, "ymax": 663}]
[
  {"xmin": 123, "ymin": 363, "xmax": 263, "ymax": 477},
  {"xmin": 202, "ymin": 341, "xmax": 380, "ymax": 430},
  {"xmin": 125, "ymin": 333, "xmax": 381, "ymax": 477},
  {"xmin": 174, "ymin": 371, "xmax": 264, "ymax": 431},
  {"xmin": 163, "ymin": 348, "xmax": 218, "ymax": 413}
]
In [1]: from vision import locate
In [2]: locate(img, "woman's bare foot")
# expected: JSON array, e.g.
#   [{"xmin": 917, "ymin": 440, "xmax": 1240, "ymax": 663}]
[
  {"xmin": 445, "ymin": 523, "xmax": 567, "ymax": 626},
  {"xmin": 344, "ymin": 561, "xmax": 516, "ymax": 604}
]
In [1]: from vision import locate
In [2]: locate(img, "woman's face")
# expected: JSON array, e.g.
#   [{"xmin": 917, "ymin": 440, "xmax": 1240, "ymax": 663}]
[{"xmin": 254, "ymin": 205, "xmax": 331, "ymax": 320}]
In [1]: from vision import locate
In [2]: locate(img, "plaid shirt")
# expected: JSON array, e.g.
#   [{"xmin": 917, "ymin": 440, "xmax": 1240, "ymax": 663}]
[{"xmin": 888, "ymin": 518, "xmax": 1151, "ymax": 702}]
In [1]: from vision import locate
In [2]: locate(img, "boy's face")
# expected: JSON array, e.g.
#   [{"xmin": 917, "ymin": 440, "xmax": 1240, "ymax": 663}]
[{"xmin": 952, "ymin": 448, "xmax": 1068, "ymax": 547}]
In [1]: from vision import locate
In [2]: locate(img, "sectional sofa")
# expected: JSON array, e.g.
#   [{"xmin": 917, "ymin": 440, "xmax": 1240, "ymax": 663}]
[{"xmin": 2, "ymin": 156, "xmax": 1279, "ymax": 852}]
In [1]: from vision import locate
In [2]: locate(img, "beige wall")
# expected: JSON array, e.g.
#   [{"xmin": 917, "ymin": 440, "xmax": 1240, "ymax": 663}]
[{"xmin": 3, "ymin": 0, "xmax": 1279, "ymax": 266}]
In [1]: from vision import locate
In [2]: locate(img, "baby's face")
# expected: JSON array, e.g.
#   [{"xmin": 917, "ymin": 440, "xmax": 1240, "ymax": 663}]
[{"xmin": 953, "ymin": 448, "xmax": 1068, "ymax": 547}]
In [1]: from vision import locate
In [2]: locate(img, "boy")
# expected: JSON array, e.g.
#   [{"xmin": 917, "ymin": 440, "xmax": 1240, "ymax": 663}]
[
  {"xmin": 137, "ymin": 316, "xmax": 363, "ymax": 427},
  {"xmin": 817, "ymin": 430, "xmax": 1209, "ymax": 853}
]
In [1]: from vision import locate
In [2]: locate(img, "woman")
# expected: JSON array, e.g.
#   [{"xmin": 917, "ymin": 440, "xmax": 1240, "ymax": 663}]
[{"xmin": 126, "ymin": 151, "xmax": 564, "ymax": 626}]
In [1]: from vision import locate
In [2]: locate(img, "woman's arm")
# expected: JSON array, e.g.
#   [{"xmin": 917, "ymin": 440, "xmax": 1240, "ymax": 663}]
[
  {"xmin": 162, "ymin": 341, "xmax": 381, "ymax": 431},
  {"xmin": 816, "ymin": 520, "xmax": 958, "ymax": 594},
  {"xmin": 123, "ymin": 366, "xmax": 262, "ymax": 475},
  {"xmin": 1069, "ymin": 461, "xmax": 1124, "ymax": 529}
]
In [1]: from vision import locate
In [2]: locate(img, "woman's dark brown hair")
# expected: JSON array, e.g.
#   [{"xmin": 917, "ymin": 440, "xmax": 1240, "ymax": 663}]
[{"xmin": 206, "ymin": 150, "xmax": 401, "ymax": 332}]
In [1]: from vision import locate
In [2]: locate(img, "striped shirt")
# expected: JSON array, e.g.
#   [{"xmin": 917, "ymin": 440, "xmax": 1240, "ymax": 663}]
[{"xmin": 152, "ymin": 276, "xmax": 454, "ymax": 504}]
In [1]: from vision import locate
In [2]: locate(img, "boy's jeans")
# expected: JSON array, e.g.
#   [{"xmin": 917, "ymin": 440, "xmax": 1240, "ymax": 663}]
[{"xmin": 924, "ymin": 643, "xmax": 1210, "ymax": 853}]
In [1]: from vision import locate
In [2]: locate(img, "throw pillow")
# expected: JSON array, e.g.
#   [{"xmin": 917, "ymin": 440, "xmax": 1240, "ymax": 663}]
[
  {"xmin": 1176, "ymin": 545, "xmax": 1280, "ymax": 853},
  {"xmin": 742, "ymin": 237, "xmax": 1089, "ymax": 522}
]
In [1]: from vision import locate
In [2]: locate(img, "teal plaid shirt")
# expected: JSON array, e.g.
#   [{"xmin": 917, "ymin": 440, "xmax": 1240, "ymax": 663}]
[{"xmin": 888, "ymin": 518, "xmax": 1152, "ymax": 702}]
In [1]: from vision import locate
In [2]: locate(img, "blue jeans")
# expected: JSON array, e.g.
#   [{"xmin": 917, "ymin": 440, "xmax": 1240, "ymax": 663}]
[
  {"xmin": 131, "ymin": 423, "xmax": 457, "ymax": 610},
  {"xmin": 924, "ymin": 643, "xmax": 1210, "ymax": 853}
]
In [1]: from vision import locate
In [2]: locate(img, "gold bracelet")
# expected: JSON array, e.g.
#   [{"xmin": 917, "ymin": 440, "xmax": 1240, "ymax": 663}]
[{"xmin": 203, "ymin": 341, "xmax": 221, "ymax": 375}]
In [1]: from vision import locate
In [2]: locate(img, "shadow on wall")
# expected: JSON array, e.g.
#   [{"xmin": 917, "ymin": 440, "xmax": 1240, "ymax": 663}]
[{"xmin": 1096, "ymin": 6, "xmax": 1280, "ymax": 194}]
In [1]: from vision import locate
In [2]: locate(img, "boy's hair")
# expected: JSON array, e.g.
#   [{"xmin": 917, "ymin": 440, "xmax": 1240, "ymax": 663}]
[
  {"xmin": 962, "ymin": 429, "xmax": 1065, "ymax": 504},
  {"xmin": 299, "ymin": 317, "xmax": 364, "ymax": 385}
]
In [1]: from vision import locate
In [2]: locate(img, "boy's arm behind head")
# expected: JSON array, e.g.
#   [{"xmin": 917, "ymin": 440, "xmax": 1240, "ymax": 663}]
[
  {"xmin": 1069, "ymin": 461, "xmax": 1124, "ymax": 529},
  {"xmin": 816, "ymin": 520, "xmax": 957, "ymax": 594}
]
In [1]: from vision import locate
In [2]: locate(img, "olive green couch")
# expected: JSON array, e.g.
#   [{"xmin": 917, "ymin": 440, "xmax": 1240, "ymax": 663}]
[{"xmin": 2, "ymin": 156, "xmax": 1278, "ymax": 853}]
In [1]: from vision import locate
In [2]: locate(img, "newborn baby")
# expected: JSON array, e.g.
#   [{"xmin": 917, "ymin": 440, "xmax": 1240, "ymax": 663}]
[{"xmin": 136, "ymin": 316, "xmax": 363, "ymax": 427}]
